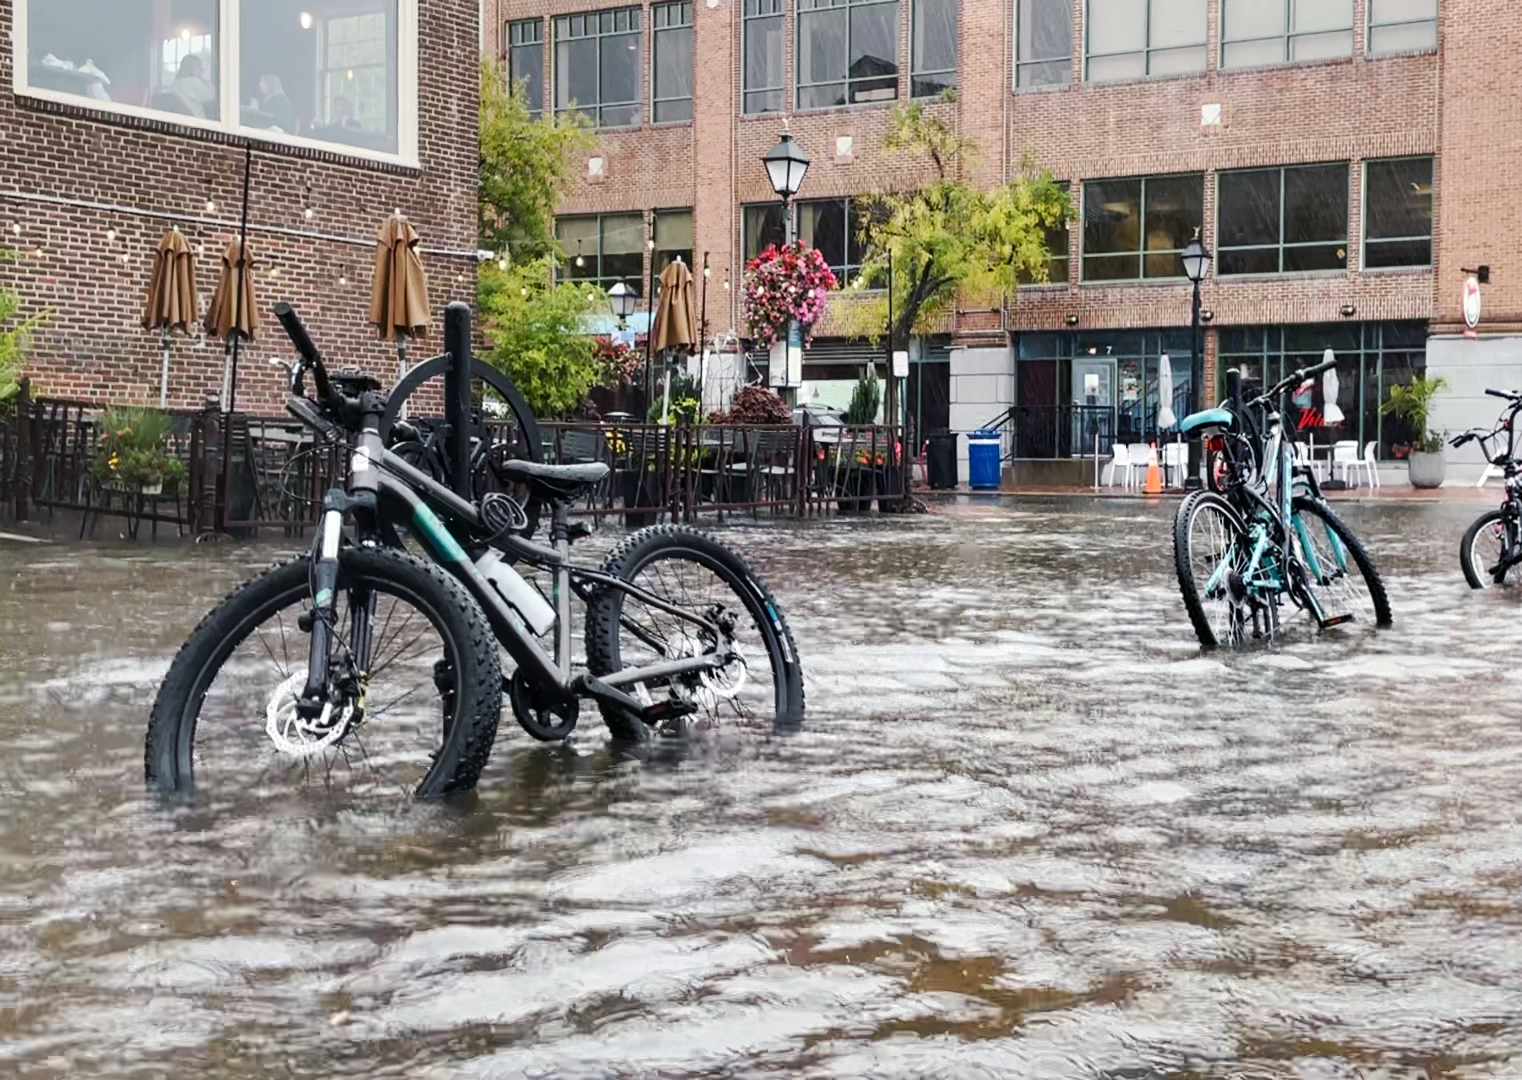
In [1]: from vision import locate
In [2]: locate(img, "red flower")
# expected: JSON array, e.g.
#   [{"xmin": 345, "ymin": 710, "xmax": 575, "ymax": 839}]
[{"xmin": 742, "ymin": 242, "xmax": 838, "ymax": 347}]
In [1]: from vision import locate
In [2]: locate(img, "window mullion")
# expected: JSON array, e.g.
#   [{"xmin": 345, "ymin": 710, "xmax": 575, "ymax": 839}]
[{"xmin": 223, "ymin": 0, "xmax": 239, "ymax": 130}]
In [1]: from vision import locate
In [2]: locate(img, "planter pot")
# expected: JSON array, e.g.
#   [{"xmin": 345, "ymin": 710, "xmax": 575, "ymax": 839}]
[
  {"xmin": 621, "ymin": 469, "xmax": 661, "ymax": 528},
  {"xmin": 102, "ymin": 480, "xmax": 164, "ymax": 496},
  {"xmin": 875, "ymin": 466, "xmax": 903, "ymax": 511},
  {"xmin": 1408, "ymin": 450, "xmax": 1445, "ymax": 488},
  {"xmin": 833, "ymin": 467, "xmax": 871, "ymax": 515}
]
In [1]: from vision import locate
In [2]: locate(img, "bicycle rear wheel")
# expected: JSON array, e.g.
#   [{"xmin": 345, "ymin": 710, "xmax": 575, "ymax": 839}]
[
  {"xmin": 1174, "ymin": 490, "xmax": 1250, "ymax": 648},
  {"xmin": 1289, "ymin": 497, "xmax": 1392, "ymax": 629},
  {"xmin": 146, "ymin": 547, "xmax": 502, "ymax": 803},
  {"xmin": 1461, "ymin": 508, "xmax": 1517, "ymax": 588}
]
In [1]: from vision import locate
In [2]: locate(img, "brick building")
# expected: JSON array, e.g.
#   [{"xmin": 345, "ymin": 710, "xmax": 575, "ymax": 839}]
[
  {"xmin": 486, "ymin": 0, "xmax": 1521, "ymax": 481},
  {"xmin": 0, "ymin": 0, "xmax": 483, "ymax": 416}
]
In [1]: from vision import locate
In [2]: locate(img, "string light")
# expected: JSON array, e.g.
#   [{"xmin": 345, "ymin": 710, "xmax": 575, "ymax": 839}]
[{"xmin": 106, "ymin": 228, "xmax": 117, "ymax": 242}]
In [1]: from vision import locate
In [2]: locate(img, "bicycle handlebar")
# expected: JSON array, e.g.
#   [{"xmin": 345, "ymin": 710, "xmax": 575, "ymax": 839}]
[
  {"xmin": 1486, "ymin": 388, "xmax": 1522, "ymax": 401},
  {"xmin": 273, "ymin": 301, "xmax": 335, "ymax": 406},
  {"xmin": 1246, "ymin": 356, "xmax": 1339, "ymax": 409}
]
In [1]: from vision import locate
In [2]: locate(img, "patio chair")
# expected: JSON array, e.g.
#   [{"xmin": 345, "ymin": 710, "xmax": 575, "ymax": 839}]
[
  {"xmin": 1332, "ymin": 440, "xmax": 1362, "ymax": 485},
  {"xmin": 1161, "ymin": 441, "xmax": 1187, "ymax": 489},
  {"xmin": 1102, "ymin": 443, "xmax": 1131, "ymax": 490},
  {"xmin": 1293, "ymin": 441, "xmax": 1325, "ymax": 482}
]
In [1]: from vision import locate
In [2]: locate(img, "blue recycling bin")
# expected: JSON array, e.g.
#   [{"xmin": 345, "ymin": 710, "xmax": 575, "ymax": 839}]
[{"xmin": 967, "ymin": 429, "xmax": 1002, "ymax": 490}]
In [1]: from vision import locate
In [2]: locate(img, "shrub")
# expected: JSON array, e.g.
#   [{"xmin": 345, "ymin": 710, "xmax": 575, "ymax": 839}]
[{"xmin": 716, "ymin": 385, "xmax": 791, "ymax": 425}]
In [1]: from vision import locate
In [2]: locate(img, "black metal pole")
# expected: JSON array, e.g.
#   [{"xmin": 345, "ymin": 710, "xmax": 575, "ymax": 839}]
[
  {"xmin": 219, "ymin": 143, "xmax": 254, "ymax": 534},
  {"xmin": 643, "ymin": 224, "xmax": 655, "ymax": 416},
  {"xmin": 1185, "ymin": 279, "xmax": 1203, "ymax": 489},
  {"xmin": 444, "ymin": 301, "xmax": 473, "ymax": 500}
]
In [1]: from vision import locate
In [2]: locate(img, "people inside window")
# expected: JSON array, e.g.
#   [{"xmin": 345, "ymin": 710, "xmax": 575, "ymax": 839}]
[
  {"xmin": 168, "ymin": 54, "xmax": 218, "ymax": 118},
  {"xmin": 256, "ymin": 73, "xmax": 296, "ymax": 133}
]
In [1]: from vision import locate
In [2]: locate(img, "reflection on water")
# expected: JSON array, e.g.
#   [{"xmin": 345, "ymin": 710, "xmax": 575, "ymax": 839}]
[{"xmin": 2, "ymin": 497, "xmax": 1521, "ymax": 1077}]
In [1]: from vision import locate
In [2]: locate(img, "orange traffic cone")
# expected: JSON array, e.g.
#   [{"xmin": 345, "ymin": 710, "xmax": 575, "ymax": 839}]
[{"xmin": 1144, "ymin": 442, "xmax": 1163, "ymax": 494}]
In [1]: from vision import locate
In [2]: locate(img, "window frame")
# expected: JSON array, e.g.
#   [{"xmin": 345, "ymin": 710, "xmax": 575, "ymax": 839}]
[
  {"xmin": 1019, "ymin": 181, "xmax": 1072, "ymax": 287},
  {"xmin": 556, "ymin": 211, "xmax": 648, "ymax": 290},
  {"xmin": 1079, "ymin": 173, "xmax": 1204, "ymax": 283},
  {"xmin": 507, "ymin": 18, "xmax": 545, "ymax": 119},
  {"xmin": 553, "ymin": 6, "xmax": 643, "ymax": 130},
  {"xmin": 1084, "ymin": 0, "xmax": 1208, "ymax": 83},
  {"xmin": 1361, "ymin": 155, "xmax": 1434, "ymax": 271},
  {"xmin": 795, "ymin": 0, "xmax": 902, "ymax": 112},
  {"xmin": 653, "ymin": 207, "xmax": 695, "ymax": 285},
  {"xmin": 1216, "ymin": 162, "xmax": 1350, "ymax": 277},
  {"xmin": 742, "ymin": 0, "xmax": 786, "ymax": 114},
  {"xmin": 1367, "ymin": 0, "xmax": 1438, "ymax": 56},
  {"xmin": 1219, "ymin": 0, "xmax": 1354, "ymax": 70},
  {"xmin": 10, "ymin": 0, "xmax": 420, "ymax": 166},
  {"xmin": 651, "ymin": 1, "xmax": 693, "ymax": 124},
  {"xmin": 742, "ymin": 196, "xmax": 879, "ymax": 285},
  {"xmin": 909, "ymin": 0, "xmax": 958, "ymax": 99},
  {"xmin": 1016, "ymin": 0, "xmax": 1074, "ymax": 90}
]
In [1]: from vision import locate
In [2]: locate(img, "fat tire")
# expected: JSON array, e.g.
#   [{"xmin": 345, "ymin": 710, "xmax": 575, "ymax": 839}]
[
  {"xmin": 145, "ymin": 546, "xmax": 502, "ymax": 798},
  {"xmin": 1461, "ymin": 508, "xmax": 1511, "ymax": 589},
  {"xmin": 583, "ymin": 525, "xmax": 804, "ymax": 742},
  {"xmin": 1291, "ymin": 497, "xmax": 1392, "ymax": 627},
  {"xmin": 1174, "ymin": 490, "xmax": 1246, "ymax": 648}
]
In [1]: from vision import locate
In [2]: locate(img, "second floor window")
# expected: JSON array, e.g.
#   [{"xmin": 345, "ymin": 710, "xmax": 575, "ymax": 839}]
[
  {"xmin": 1220, "ymin": 0, "xmax": 1352, "ymax": 68},
  {"xmin": 1081, "ymin": 174, "xmax": 1203, "ymax": 281},
  {"xmin": 1368, "ymin": 0, "xmax": 1437, "ymax": 54},
  {"xmin": 1017, "ymin": 0, "xmax": 1072, "ymax": 88},
  {"xmin": 743, "ymin": 0, "xmax": 785, "ymax": 113},
  {"xmin": 654, "ymin": 209, "xmax": 695, "ymax": 282},
  {"xmin": 1019, "ymin": 182, "xmax": 1071, "ymax": 284},
  {"xmin": 652, "ymin": 2, "xmax": 693, "ymax": 122},
  {"xmin": 1086, "ymin": 0, "xmax": 1207, "ymax": 82},
  {"xmin": 743, "ymin": 198, "xmax": 878, "ymax": 284},
  {"xmin": 1364, "ymin": 157, "xmax": 1433, "ymax": 269},
  {"xmin": 1217, "ymin": 163, "xmax": 1349, "ymax": 275},
  {"xmin": 557, "ymin": 213, "xmax": 645, "ymax": 289},
  {"xmin": 554, "ymin": 8, "xmax": 641, "ymax": 129},
  {"xmin": 796, "ymin": 0, "xmax": 899, "ymax": 110},
  {"xmin": 911, "ymin": 0, "xmax": 957, "ymax": 97},
  {"xmin": 507, "ymin": 20, "xmax": 544, "ymax": 117}
]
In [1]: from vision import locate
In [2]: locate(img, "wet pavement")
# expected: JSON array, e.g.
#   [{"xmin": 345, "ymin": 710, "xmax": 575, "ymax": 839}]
[{"xmin": 3, "ymin": 495, "xmax": 1522, "ymax": 1078}]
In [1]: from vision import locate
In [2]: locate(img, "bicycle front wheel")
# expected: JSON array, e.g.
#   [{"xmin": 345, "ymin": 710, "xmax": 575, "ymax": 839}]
[
  {"xmin": 146, "ymin": 547, "xmax": 502, "ymax": 802},
  {"xmin": 584, "ymin": 525, "xmax": 804, "ymax": 741},
  {"xmin": 1174, "ymin": 490, "xmax": 1250, "ymax": 648},
  {"xmin": 1461, "ymin": 508, "xmax": 1517, "ymax": 588},
  {"xmin": 1289, "ymin": 497, "xmax": 1392, "ymax": 629}
]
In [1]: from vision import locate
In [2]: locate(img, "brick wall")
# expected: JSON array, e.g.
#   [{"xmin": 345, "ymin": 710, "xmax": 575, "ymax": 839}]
[{"xmin": 0, "ymin": 0, "xmax": 481, "ymax": 415}]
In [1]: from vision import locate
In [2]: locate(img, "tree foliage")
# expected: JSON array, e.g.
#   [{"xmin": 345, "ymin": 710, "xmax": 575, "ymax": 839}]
[
  {"xmin": 830, "ymin": 97, "xmax": 1070, "ymax": 347},
  {"xmin": 478, "ymin": 61, "xmax": 593, "ymax": 260},
  {"xmin": 0, "ymin": 250, "xmax": 45, "ymax": 406},
  {"xmin": 478, "ymin": 258, "xmax": 605, "ymax": 420}
]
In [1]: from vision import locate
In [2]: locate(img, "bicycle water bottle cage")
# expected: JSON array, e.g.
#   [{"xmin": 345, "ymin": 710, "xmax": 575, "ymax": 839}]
[{"xmin": 1178, "ymin": 407, "xmax": 1237, "ymax": 438}]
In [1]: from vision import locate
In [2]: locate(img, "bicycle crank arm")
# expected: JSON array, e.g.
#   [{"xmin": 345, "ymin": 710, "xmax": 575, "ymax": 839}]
[
  {"xmin": 597, "ymin": 653, "xmax": 729, "ymax": 689},
  {"xmin": 568, "ymin": 673, "xmax": 700, "ymax": 728}
]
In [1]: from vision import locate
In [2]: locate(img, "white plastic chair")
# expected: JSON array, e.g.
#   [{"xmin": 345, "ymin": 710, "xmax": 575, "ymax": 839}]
[
  {"xmin": 1477, "ymin": 462, "xmax": 1505, "ymax": 487},
  {"xmin": 1360, "ymin": 441, "xmax": 1380, "ymax": 489},
  {"xmin": 1128, "ymin": 443, "xmax": 1153, "ymax": 488},
  {"xmin": 1332, "ymin": 440, "xmax": 1361, "ymax": 485},
  {"xmin": 1161, "ymin": 442, "xmax": 1186, "ymax": 489},
  {"xmin": 1103, "ymin": 443, "xmax": 1131, "ymax": 490},
  {"xmin": 1293, "ymin": 441, "xmax": 1324, "ymax": 482}
]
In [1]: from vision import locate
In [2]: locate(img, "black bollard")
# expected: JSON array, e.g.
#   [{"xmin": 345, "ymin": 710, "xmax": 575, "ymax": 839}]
[{"xmin": 444, "ymin": 301, "xmax": 472, "ymax": 501}]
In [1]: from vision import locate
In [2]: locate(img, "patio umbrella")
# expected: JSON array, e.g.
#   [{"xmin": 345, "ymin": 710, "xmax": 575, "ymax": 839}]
[
  {"xmin": 204, "ymin": 238, "xmax": 258, "ymax": 412},
  {"xmin": 142, "ymin": 228, "xmax": 198, "ymax": 408},
  {"xmin": 370, "ymin": 212, "xmax": 430, "ymax": 398},
  {"xmin": 1321, "ymin": 348, "xmax": 1345, "ymax": 425},
  {"xmin": 651, "ymin": 257, "xmax": 698, "ymax": 355},
  {"xmin": 1157, "ymin": 353, "xmax": 1177, "ymax": 429}
]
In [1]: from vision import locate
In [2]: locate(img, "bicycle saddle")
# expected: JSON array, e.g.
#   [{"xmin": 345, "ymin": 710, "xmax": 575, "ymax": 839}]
[{"xmin": 494, "ymin": 459, "xmax": 610, "ymax": 501}]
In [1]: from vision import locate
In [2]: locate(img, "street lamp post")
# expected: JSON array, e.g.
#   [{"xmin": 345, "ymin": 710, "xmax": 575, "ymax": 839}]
[
  {"xmin": 763, "ymin": 131, "xmax": 810, "ymax": 406},
  {"xmin": 607, "ymin": 280, "xmax": 636, "ymax": 328},
  {"xmin": 1180, "ymin": 233, "xmax": 1212, "ymax": 490}
]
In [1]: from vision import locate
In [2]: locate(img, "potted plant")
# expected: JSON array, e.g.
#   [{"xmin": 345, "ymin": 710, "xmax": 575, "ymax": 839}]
[
  {"xmin": 710, "ymin": 385, "xmax": 791, "ymax": 504},
  {"xmin": 1380, "ymin": 375, "xmax": 1449, "ymax": 488},
  {"xmin": 90, "ymin": 406, "xmax": 186, "ymax": 496},
  {"xmin": 835, "ymin": 368, "xmax": 883, "ymax": 513}
]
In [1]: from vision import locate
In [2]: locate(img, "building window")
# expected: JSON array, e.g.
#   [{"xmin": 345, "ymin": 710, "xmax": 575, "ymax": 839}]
[
  {"xmin": 15, "ymin": 0, "xmax": 416, "ymax": 161},
  {"xmin": 1219, "ymin": 322, "xmax": 1428, "ymax": 458},
  {"xmin": 1081, "ymin": 174, "xmax": 1203, "ymax": 281},
  {"xmin": 652, "ymin": 2, "xmax": 693, "ymax": 123},
  {"xmin": 653, "ymin": 209, "xmax": 695, "ymax": 283},
  {"xmin": 1220, "ymin": 0, "xmax": 1352, "ymax": 68},
  {"xmin": 911, "ymin": 0, "xmax": 957, "ymax": 97},
  {"xmin": 557, "ymin": 213, "xmax": 645, "ymax": 289},
  {"xmin": 1020, "ymin": 182, "xmax": 1071, "ymax": 285},
  {"xmin": 1368, "ymin": 0, "xmax": 1437, "ymax": 55},
  {"xmin": 1017, "ymin": 0, "xmax": 1072, "ymax": 88},
  {"xmin": 554, "ymin": 7, "xmax": 641, "ymax": 129},
  {"xmin": 1085, "ymin": 0, "xmax": 1207, "ymax": 82},
  {"xmin": 743, "ymin": 198, "xmax": 877, "ymax": 284},
  {"xmin": 796, "ymin": 0, "xmax": 899, "ymax": 110},
  {"xmin": 508, "ymin": 19, "xmax": 545, "ymax": 117},
  {"xmin": 1217, "ymin": 163, "xmax": 1349, "ymax": 275},
  {"xmin": 743, "ymin": 0, "xmax": 785, "ymax": 114},
  {"xmin": 1364, "ymin": 157, "xmax": 1433, "ymax": 269}
]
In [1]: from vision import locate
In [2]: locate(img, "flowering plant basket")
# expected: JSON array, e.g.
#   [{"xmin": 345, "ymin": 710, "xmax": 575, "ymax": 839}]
[
  {"xmin": 89, "ymin": 406, "xmax": 186, "ymax": 492},
  {"xmin": 742, "ymin": 242, "xmax": 837, "ymax": 347},
  {"xmin": 593, "ymin": 335, "xmax": 642, "ymax": 386}
]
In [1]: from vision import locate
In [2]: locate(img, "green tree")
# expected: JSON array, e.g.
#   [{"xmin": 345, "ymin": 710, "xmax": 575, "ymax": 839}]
[
  {"xmin": 478, "ymin": 257, "xmax": 605, "ymax": 419},
  {"xmin": 0, "ymin": 250, "xmax": 45, "ymax": 406},
  {"xmin": 478, "ymin": 61, "xmax": 593, "ymax": 260},
  {"xmin": 831, "ymin": 96, "xmax": 1069, "ymax": 348}
]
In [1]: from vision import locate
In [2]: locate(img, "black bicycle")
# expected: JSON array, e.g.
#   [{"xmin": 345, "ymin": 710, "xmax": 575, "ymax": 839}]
[
  {"xmin": 1452, "ymin": 388, "xmax": 1522, "ymax": 588},
  {"xmin": 147, "ymin": 305, "xmax": 803, "ymax": 801}
]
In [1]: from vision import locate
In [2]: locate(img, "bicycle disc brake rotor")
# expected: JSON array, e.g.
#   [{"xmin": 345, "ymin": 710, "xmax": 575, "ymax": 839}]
[
  {"xmin": 265, "ymin": 671, "xmax": 357, "ymax": 757},
  {"xmin": 669, "ymin": 623, "xmax": 747, "ymax": 709}
]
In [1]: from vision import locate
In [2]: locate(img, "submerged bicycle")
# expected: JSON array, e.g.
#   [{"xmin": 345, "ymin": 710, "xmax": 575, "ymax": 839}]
[
  {"xmin": 1172, "ymin": 360, "xmax": 1392, "ymax": 647},
  {"xmin": 146, "ymin": 304, "xmax": 803, "ymax": 801},
  {"xmin": 1452, "ymin": 388, "xmax": 1522, "ymax": 588}
]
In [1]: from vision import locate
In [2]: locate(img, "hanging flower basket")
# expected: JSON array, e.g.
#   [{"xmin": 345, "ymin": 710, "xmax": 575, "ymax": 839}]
[{"xmin": 742, "ymin": 242, "xmax": 837, "ymax": 348}]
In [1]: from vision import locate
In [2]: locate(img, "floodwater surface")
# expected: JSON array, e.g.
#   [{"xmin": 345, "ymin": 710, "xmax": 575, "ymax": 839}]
[{"xmin": 2, "ymin": 496, "xmax": 1521, "ymax": 1078}]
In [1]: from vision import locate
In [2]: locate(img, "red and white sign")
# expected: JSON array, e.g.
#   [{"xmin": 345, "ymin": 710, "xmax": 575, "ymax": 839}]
[{"xmin": 1463, "ymin": 274, "xmax": 1482, "ymax": 337}]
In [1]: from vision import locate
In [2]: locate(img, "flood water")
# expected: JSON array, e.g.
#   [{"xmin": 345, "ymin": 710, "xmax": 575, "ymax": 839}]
[{"xmin": 3, "ymin": 495, "xmax": 1521, "ymax": 1078}]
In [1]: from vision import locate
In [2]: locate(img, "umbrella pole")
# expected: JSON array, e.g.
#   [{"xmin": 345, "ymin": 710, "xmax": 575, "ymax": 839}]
[
  {"xmin": 159, "ymin": 326, "xmax": 171, "ymax": 409},
  {"xmin": 221, "ymin": 142, "xmax": 254, "ymax": 533},
  {"xmin": 396, "ymin": 333, "xmax": 409, "ymax": 420},
  {"xmin": 698, "ymin": 251, "xmax": 709, "ymax": 389}
]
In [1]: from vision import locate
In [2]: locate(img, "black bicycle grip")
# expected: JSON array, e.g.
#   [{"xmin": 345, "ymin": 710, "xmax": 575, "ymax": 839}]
[
  {"xmin": 273, "ymin": 302, "xmax": 334, "ymax": 403},
  {"xmin": 1225, "ymin": 367, "xmax": 1243, "ymax": 414},
  {"xmin": 1485, "ymin": 388, "xmax": 1518, "ymax": 400}
]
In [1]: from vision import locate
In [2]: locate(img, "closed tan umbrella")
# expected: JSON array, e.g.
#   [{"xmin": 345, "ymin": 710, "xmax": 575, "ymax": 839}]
[
  {"xmin": 651, "ymin": 257, "xmax": 698, "ymax": 355},
  {"xmin": 204, "ymin": 239, "xmax": 258, "ymax": 411},
  {"xmin": 143, "ymin": 228, "xmax": 198, "ymax": 407},
  {"xmin": 370, "ymin": 213, "xmax": 429, "ymax": 403}
]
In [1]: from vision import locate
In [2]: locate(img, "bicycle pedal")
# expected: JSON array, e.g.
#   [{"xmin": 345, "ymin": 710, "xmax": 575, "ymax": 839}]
[
  {"xmin": 567, "ymin": 522, "xmax": 593, "ymax": 542},
  {"xmin": 1320, "ymin": 613, "xmax": 1354, "ymax": 628},
  {"xmin": 642, "ymin": 698, "xmax": 698, "ymax": 725}
]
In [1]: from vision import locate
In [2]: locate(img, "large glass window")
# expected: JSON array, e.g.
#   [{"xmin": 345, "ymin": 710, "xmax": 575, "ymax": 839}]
[
  {"xmin": 1086, "ymin": 0, "xmax": 1207, "ymax": 82},
  {"xmin": 911, "ymin": 0, "xmax": 957, "ymax": 97},
  {"xmin": 1218, "ymin": 163, "xmax": 1349, "ymax": 275},
  {"xmin": 743, "ymin": 198, "xmax": 877, "ymax": 284},
  {"xmin": 652, "ymin": 2, "xmax": 693, "ymax": 122},
  {"xmin": 557, "ymin": 214, "xmax": 646, "ymax": 290},
  {"xmin": 554, "ymin": 7, "xmax": 641, "ymax": 129},
  {"xmin": 743, "ymin": 0, "xmax": 785, "ymax": 114},
  {"xmin": 1019, "ymin": 182, "xmax": 1071, "ymax": 285},
  {"xmin": 1218, "ymin": 322, "xmax": 1428, "ymax": 458},
  {"xmin": 1364, "ymin": 157, "xmax": 1433, "ymax": 269},
  {"xmin": 1220, "ymin": 0, "xmax": 1352, "ymax": 68},
  {"xmin": 1017, "ymin": 0, "xmax": 1072, "ymax": 87},
  {"xmin": 1369, "ymin": 0, "xmax": 1438, "ymax": 54},
  {"xmin": 653, "ymin": 209, "xmax": 695, "ymax": 282},
  {"xmin": 1081, "ymin": 174, "xmax": 1204, "ymax": 281},
  {"xmin": 508, "ymin": 19, "xmax": 545, "ymax": 118},
  {"xmin": 796, "ymin": 0, "xmax": 900, "ymax": 109}
]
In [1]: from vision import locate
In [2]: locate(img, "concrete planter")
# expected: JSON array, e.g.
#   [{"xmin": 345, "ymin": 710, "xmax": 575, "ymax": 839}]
[{"xmin": 1407, "ymin": 450, "xmax": 1445, "ymax": 488}]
